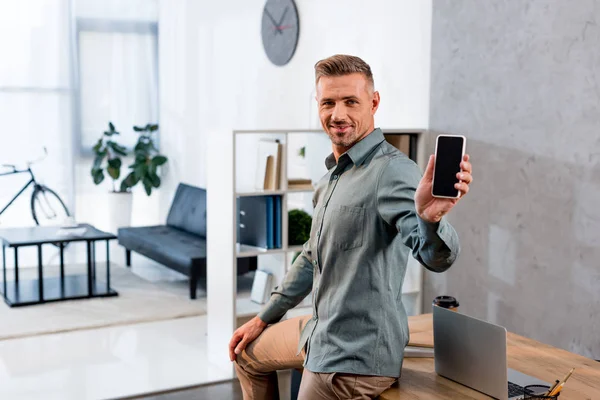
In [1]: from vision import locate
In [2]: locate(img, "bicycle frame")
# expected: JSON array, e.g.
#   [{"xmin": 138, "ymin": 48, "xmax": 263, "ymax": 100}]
[{"xmin": 0, "ymin": 168, "xmax": 38, "ymax": 217}]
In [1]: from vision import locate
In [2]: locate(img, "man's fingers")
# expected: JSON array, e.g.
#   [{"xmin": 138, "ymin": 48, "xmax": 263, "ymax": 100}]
[
  {"xmin": 460, "ymin": 161, "xmax": 472, "ymax": 174},
  {"xmin": 454, "ymin": 182, "xmax": 469, "ymax": 195},
  {"xmin": 235, "ymin": 336, "xmax": 249, "ymax": 356},
  {"xmin": 456, "ymin": 172, "xmax": 473, "ymax": 185},
  {"xmin": 229, "ymin": 331, "xmax": 243, "ymax": 361}
]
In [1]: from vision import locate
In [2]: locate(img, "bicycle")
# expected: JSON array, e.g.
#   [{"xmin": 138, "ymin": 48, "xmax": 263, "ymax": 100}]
[{"xmin": 0, "ymin": 148, "xmax": 71, "ymax": 226}]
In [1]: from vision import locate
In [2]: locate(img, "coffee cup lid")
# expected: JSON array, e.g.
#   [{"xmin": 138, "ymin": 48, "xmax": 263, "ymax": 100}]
[{"xmin": 433, "ymin": 296, "xmax": 459, "ymax": 308}]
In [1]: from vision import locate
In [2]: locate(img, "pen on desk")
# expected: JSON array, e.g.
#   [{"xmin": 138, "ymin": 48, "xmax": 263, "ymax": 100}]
[
  {"xmin": 544, "ymin": 380, "xmax": 559, "ymax": 396},
  {"xmin": 549, "ymin": 368, "xmax": 575, "ymax": 396}
]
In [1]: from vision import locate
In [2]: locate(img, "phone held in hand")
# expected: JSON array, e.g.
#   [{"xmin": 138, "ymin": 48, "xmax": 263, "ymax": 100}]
[{"xmin": 432, "ymin": 134, "xmax": 466, "ymax": 199}]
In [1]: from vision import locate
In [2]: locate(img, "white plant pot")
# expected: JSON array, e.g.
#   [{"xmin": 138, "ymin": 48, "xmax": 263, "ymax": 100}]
[{"xmin": 106, "ymin": 191, "xmax": 133, "ymax": 234}]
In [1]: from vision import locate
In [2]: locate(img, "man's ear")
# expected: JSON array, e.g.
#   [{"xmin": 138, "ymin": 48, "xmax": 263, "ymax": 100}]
[{"xmin": 372, "ymin": 91, "xmax": 381, "ymax": 115}]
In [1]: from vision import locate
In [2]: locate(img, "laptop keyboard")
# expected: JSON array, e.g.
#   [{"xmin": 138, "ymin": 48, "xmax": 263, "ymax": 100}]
[{"xmin": 508, "ymin": 381, "xmax": 530, "ymax": 398}]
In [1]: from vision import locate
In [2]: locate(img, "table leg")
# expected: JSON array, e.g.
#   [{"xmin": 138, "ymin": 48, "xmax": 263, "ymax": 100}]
[
  {"xmin": 92, "ymin": 241, "xmax": 96, "ymax": 281},
  {"xmin": 14, "ymin": 247, "xmax": 19, "ymax": 283},
  {"xmin": 59, "ymin": 243, "xmax": 65, "ymax": 281},
  {"xmin": 86, "ymin": 241, "xmax": 92, "ymax": 296},
  {"xmin": 2, "ymin": 245, "xmax": 6, "ymax": 296},
  {"xmin": 37, "ymin": 244, "xmax": 43, "ymax": 301},
  {"xmin": 106, "ymin": 240, "xmax": 110, "ymax": 292}
]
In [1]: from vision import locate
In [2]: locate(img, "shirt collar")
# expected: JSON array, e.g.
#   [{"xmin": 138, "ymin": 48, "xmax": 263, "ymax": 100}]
[{"xmin": 325, "ymin": 128, "xmax": 385, "ymax": 170}]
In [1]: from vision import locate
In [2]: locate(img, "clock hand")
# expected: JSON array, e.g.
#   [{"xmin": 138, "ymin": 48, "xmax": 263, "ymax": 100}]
[
  {"xmin": 277, "ymin": 6, "xmax": 289, "ymax": 26},
  {"xmin": 264, "ymin": 8, "xmax": 282, "ymax": 34}
]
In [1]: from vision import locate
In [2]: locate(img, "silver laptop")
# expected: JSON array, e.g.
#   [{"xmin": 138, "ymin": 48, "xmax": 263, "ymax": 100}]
[{"xmin": 433, "ymin": 305, "xmax": 550, "ymax": 400}]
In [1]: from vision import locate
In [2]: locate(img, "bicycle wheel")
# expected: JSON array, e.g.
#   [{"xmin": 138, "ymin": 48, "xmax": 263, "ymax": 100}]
[{"xmin": 31, "ymin": 185, "xmax": 71, "ymax": 226}]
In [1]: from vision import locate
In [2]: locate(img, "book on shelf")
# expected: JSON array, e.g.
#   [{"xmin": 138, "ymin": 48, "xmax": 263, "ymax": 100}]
[
  {"xmin": 288, "ymin": 177, "xmax": 313, "ymax": 190},
  {"xmin": 255, "ymin": 139, "xmax": 282, "ymax": 190},
  {"xmin": 237, "ymin": 194, "xmax": 282, "ymax": 250}
]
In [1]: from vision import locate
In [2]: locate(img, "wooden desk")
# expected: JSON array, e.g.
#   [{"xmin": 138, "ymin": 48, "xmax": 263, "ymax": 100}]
[{"xmin": 380, "ymin": 314, "xmax": 600, "ymax": 400}]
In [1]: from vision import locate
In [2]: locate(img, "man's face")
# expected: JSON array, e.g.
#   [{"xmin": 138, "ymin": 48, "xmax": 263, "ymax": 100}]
[{"xmin": 316, "ymin": 73, "xmax": 380, "ymax": 149}]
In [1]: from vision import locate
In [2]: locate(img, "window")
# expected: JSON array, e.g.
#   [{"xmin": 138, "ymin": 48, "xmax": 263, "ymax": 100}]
[
  {"xmin": 0, "ymin": 0, "xmax": 74, "ymax": 228},
  {"xmin": 76, "ymin": 20, "xmax": 159, "ymax": 153}
]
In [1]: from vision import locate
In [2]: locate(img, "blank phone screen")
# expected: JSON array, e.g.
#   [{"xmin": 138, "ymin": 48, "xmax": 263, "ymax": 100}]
[{"xmin": 432, "ymin": 136, "xmax": 464, "ymax": 197}]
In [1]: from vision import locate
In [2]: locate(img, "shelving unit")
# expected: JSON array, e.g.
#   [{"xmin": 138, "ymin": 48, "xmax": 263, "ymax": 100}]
[{"xmin": 206, "ymin": 128, "xmax": 432, "ymax": 374}]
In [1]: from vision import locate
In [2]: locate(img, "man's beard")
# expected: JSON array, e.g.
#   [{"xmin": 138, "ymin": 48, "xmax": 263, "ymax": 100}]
[{"xmin": 327, "ymin": 125, "xmax": 359, "ymax": 147}]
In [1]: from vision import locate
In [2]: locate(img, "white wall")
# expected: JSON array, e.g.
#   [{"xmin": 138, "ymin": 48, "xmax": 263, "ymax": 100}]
[{"xmin": 158, "ymin": 0, "xmax": 432, "ymax": 213}]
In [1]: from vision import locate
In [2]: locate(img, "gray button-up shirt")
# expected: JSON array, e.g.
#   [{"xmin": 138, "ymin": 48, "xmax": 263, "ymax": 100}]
[{"xmin": 258, "ymin": 128, "xmax": 460, "ymax": 377}]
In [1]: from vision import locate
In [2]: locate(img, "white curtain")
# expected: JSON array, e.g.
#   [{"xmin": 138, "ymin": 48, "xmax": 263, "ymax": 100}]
[{"xmin": 79, "ymin": 30, "xmax": 159, "ymax": 150}]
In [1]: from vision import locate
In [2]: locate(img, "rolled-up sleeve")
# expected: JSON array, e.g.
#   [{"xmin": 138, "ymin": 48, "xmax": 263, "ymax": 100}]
[
  {"xmin": 376, "ymin": 156, "xmax": 460, "ymax": 273},
  {"xmin": 257, "ymin": 240, "xmax": 314, "ymax": 324}
]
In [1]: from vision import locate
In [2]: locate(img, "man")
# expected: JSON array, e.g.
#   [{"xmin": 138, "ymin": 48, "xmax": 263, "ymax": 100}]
[{"xmin": 229, "ymin": 54, "xmax": 473, "ymax": 399}]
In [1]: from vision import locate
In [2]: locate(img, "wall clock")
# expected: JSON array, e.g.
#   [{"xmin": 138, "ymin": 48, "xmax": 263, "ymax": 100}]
[{"xmin": 261, "ymin": 0, "xmax": 300, "ymax": 66}]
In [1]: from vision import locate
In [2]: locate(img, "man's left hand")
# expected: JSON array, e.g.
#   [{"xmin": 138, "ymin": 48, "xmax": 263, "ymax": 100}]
[{"xmin": 415, "ymin": 154, "xmax": 473, "ymax": 223}]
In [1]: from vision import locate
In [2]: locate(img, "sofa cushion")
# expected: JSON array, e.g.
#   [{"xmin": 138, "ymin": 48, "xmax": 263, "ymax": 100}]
[
  {"xmin": 166, "ymin": 183, "xmax": 207, "ymax": 237},
  {"xmin": 118, "ymin": 225, "xmax": 206, "ymax": 275}
]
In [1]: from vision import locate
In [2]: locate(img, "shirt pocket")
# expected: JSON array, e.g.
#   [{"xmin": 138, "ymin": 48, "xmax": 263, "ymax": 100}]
[{"xmin": 331, "ymin": 205, "xmax": 365, "ymax": 250}]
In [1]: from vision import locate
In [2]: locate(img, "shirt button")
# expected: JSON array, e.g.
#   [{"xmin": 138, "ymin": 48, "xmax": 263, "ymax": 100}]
[
  {"xmin": 333, "ymin": 175, "xmax": 338, "ymax": 180},
  {"xmin": 313, "ymin": 260, "xmax": 317, "ymax": 266}
]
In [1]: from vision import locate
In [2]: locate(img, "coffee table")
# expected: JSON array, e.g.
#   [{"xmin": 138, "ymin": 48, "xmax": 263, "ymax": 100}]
[{"xmin": 0, "ymin": 223, "xmax": 118, "ymax": 307}]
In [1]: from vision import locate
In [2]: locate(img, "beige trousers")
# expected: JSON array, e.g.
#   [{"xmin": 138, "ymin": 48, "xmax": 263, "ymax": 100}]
[{"xmin": 234, "ymin": 315, "xmax": 397, "ymax": 399}]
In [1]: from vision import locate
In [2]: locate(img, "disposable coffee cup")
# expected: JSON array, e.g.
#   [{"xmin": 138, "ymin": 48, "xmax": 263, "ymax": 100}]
[{"xmin": 433, "ymin": 296, "xmax": 459, "ymax": 311}]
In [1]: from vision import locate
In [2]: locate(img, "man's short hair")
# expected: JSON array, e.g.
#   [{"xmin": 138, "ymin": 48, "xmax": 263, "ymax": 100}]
[{"xmin": 314, "ymin": 54, "xmax": 375, "ymax": 91}]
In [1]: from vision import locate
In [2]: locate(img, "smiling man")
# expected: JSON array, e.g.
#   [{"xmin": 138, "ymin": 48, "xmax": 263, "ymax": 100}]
[{"xmin": 229, "ymin": 54, "xmax": 473, "ymax": 399}]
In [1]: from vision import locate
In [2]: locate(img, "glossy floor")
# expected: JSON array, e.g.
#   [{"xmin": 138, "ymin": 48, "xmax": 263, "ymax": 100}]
[
  {"xmin": 0, "ymin": 316, "xmax": 232, "ymax": 400},
  {"xmin": 0, "ymin": 254, "xmax": 231, "ymax": 400}
]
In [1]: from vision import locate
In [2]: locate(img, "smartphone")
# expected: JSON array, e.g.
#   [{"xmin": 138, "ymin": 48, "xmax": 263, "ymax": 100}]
[{"xmin": 432, "ymin": 134, "xmax": 466, "ymax": 198}]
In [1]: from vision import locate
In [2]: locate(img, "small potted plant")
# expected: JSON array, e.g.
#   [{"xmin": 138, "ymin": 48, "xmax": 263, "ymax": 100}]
[
  {"xmin": 91, "ymin": 122, "xmax": 131, "ymax": 233},
  {"xmin": 120, "ymin": 123, "xmax": 168, "ymax": 195}
]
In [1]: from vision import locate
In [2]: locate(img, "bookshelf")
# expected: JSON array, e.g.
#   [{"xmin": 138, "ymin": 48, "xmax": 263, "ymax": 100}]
[{"xmin": 206, "ymin": 128, "xmax": 432, "ymax": 374}]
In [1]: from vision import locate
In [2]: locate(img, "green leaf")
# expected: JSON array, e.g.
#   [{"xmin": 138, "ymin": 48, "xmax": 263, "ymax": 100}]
[
  {"xmin": 134, "ymin": 141, "xmax": 150, "ymax": 154},
  {"xmin": 109, "ymin": 122, "xmax": 115, "ymax": 132},
  {"xmin": 149, "ymin": 172, "xmax": 161, "ymax": 188},
  {"xmin": 107, "ymin": 165, "xmax": 120, "ymax": 180},
  {"xmin": 119, "ymin": 172, "xmax": 137, "ymax": 192},
  {"xmin": 134, "ymin": 152, "xmax": 147, "ymax": 164},
  {"xmin": 108, "ymin": 157, "xmax": 122, "ymax": 170},
  {"xmin": 92, "ymin": 138, "xmax": 103, "ymax": 153},
  {"xmin": 149, "ymin": 162, "xmax": 157, "ymax": 177},
  {"xmin": 151, "ymin": 155, "xmax": 167, "ymax": 166},
  {"xmin": 92, "ymin": 168, "xmax": 104, "ymax": 185},
  {"xmin": 122, "ymin": 172, "xmax": 139, "ymax": 189},
  {"xmin": 149, "ymin": 124, "xmax": 159, "ymax": 132},
  {"xmin": 93, "ymin": 155, "xmax": 103, "ymax": 169},
  {"xmin": 142, "ymin": 177, "xmax": 153, "ymax": 196},
  {"xmin": 134, "ymin": 163, "xmax": 148, "ymax": 180},
  {"xmin": 108, "ymin": 141, "xmax": 127, "ymax": 156},
  {"xmin": 133, "ymin": 125, "xmax": 144, "ymax": 132}
]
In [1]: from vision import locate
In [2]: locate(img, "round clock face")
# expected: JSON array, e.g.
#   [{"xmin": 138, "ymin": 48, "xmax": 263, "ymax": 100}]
[{"xmin": 261, "ymin": 0, "xmax": 300, "ymax": 66}]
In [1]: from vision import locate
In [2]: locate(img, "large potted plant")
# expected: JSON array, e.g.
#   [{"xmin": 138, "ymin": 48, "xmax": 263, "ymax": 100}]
[
  {"xmin": 91, "ymin": 122, "xmax": 132, "ymax": 233},
  {"xmin": 120, "ymin": 123, "xmax": 167, "ymax": 195}
]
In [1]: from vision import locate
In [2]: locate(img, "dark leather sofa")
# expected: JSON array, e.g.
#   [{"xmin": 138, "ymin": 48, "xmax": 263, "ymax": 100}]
[{"xmin": 118, "ymin": 183, "xmax": 256, "ymax": 299}]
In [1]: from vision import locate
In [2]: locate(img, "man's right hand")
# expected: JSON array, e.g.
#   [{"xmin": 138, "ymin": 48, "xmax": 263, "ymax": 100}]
[{"xmin": 228, "ymin": 316, "xmax": 268, "ymax": 361}]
